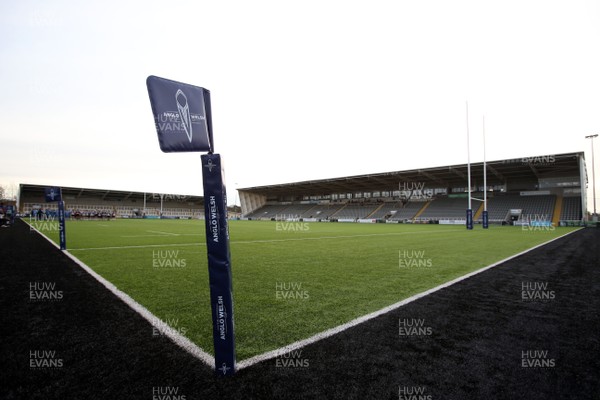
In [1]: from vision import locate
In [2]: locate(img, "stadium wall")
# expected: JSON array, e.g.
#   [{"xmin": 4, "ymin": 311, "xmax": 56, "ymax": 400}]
[
  {"xmin": 18, "ymin": 184, "xmax": 205, "ymax": 219},
  {"xmin": 240, "ymin": 191, "xmax": 266, "ymax": 217},
  {"xmin": 237, "ymin": 152, "xmax": 587, "ymax": 224}
]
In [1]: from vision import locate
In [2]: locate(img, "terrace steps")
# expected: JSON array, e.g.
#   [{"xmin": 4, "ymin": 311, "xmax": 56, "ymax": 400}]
[
  {"xmin": 412, "ymin": 201, "xmax": 431, "ymax": 220},
  {"xmin": 552, "ymin": 195, "xmax": 563, "ymax": 226}
]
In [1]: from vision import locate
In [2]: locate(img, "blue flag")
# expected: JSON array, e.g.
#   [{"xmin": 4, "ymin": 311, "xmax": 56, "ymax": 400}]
[
  {"xmin": 45, "ymin": 187, "xmax": 62, "ymax": 202},
  {"xmin": 146, "ymin": 76, "xmax": 213, "ymax": 153}
]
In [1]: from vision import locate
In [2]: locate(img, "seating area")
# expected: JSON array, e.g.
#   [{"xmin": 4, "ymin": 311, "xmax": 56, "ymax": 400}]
[
  {"xmin": 278, "ymin": 204, "xmax": 318, "ymax": 218},
  {"xmin": 560, "ymin": 196, "xmax": 582, "ymax": 221},
  {"xmin": 417, "ymin": 197, "xmax": 466, "ymax": 221},
  {"xmin": 388, "ymin": 202, "xmax": 426, "ymax": 221},
  {"xmin": 481, "ymin": 194, "xmax": 556, "ymax": 223},
  {"xmin": 21, "ymin": 202, "xmax": 204, "ymax": 219},
  {"xmin": 301, "ymin": 204, "xmax": 345, "ymax": 220},
  {"xmin": 23, "ymin": 199, "xmax": 204, "ymax": 219},
  {"xmin": 243, "ymin": 193, "xmax": 580, "ymax": 225},
  {"xmin": 482, "ymin": 195, "xmax": 520, "ymax": 222},
  {"xmin": 333, "ymin": 204, "xmax": 380, "ymax": 220},
  {"xmin": 245, "ymin": 204, "xmax": 291, "ymax": 220}
]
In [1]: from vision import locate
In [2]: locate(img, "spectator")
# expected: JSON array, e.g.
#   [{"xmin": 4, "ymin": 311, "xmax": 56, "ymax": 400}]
[{"xmin": 0, "ymin": 203, "xmax": 6, "ymax": 227}]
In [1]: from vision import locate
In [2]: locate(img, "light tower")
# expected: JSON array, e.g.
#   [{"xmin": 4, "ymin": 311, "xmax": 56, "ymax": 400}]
[{"xmin": 585, "ymin": 134, "xmax": 598, "ymax": 218}]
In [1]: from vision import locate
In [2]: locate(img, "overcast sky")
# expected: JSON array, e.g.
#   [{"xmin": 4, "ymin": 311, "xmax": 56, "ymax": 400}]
[{"xmin": 1, "ymin": 1, "xmax": 599, "ymax": 209}]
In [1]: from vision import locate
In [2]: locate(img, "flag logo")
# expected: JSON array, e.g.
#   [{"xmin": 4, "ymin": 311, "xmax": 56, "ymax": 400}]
[{"xmin": 175, "ymin": 89, "xmax": 193, "ymax": 143}]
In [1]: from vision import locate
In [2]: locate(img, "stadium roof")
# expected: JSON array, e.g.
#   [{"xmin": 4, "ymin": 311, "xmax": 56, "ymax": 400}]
[
  {"xmin": 18, "ymin": 183, "xmax": 203, "ymax": 203},
  {"xmin": 239, "ymin": 152, "xmax": 585, "ymax": 197}
]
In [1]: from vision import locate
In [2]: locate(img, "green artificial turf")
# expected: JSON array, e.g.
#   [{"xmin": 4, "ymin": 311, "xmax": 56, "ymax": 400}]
[{"xmin": 31, "ymin": 218, "xmax": 577, "ymax": 360}]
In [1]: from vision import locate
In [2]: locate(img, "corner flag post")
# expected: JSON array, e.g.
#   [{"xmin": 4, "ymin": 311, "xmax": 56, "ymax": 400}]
[
  {"xmin": 58, "ymin": 196, "xmax": 66, "ymax": 250},
  {"xmin": 466, "ymin": 101, "xmax": 473, "ymax": 230},
  {"xmin": 201, "ymin": 152, "xmax": 236, "ymax": 376},
  {"xmin": 482, "ymin": 116, "xmax": 489, "ymax": 229},
  {"xmin": 146, "ymin": 75, "xmax": 236, "ymax": 376},
  {"xmin": 44, "ymin": 186, "xmax": 66, "ymax": 250}
]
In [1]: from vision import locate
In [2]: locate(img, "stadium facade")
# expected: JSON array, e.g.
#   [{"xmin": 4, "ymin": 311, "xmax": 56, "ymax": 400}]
[
  {"xmin": 238, "ymin": 152, "xmax": 587, "ymax": 226},
  {"xmin": 17, "ymin": 152, "xmax": 588, "ymax": 225},
  {"xmin": 18, "ymin": 184, "xmax": 206, "ymax": 219}
]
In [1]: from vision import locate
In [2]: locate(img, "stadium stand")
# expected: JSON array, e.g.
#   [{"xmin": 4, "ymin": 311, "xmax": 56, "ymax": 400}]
[
  {"xmin": 303, "ymin": 203, "xmax": 345, "ymax": 220},
  {"xmin": 416, "ymin": 197, "xmax": 467, "ymax": 222},
  {"xmin": 480, "ymin": 194, "xmax": 556, "ymax": 223},
  {"xmin": 369, "ymin": 201, "xmax": 404, "ymax": 219},
  {"xmin": 332, "ymin": 203, "xmax": 380, "ymax": 220},
  {"xmin": 278, "ymin": 204, "xmax": 318, "ymax": 218},
  {"xmin": 238, "ymin": 152, "xmax": 589, "ymax": 226},
  {"xmin": 387, "ymin": 202, "xmax": 426, "ymax": 222},
  {"xmin": 18, "ymin": 184, "xmax": 206, "ymax": 220},
  {"xmin": 245, "ymin": 202, "xmax": 349, "ymax": 220},
  {"xmin": 245, "ymin": 204, "xmax": 291, "ymax": 220},
  {"xmin": 17, "ymin": 152, "xmax": 589, "ymax": 226},
  {"xmin": 560, "ymin": 196, "xmax": 583, "ymax": 221}
]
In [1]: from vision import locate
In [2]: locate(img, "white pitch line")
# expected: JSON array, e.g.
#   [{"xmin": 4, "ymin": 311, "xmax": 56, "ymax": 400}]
[
  {"xmin": 70, "ymin": 242, "xmax": 204, "ymax": 251},
  {"xmin": 24, "ymin": 219, "xmax": 216, "ymax": 370},
  {"xmin": 121, "ymin": 235, "xmax": 179, "ymax": 238},
  {"xmin": 236, "ymin": 227, "xmax": 583, "ymax": 370},
  {"xmin": 121, "ymin": 233, "xmax": 202, "ymax": 238},
  {"xmin": 146, "ymin": 230, "xmax": 180, "ymax": 236},
  {"xmin": 232, "ymin": 229, "xmax": 464, "ymax": 244},
  {"xmin": 71, "ymin": 229, "xmax": 463, "ymax": 251}
]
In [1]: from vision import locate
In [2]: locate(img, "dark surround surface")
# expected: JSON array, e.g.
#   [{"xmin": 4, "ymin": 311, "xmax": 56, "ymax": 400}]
[{"xmin": 1, "ymin": 220, "xmax": 598, "ymax": 400}]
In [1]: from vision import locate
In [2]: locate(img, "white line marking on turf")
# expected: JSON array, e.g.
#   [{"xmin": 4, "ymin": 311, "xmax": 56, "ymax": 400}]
[
  {"xmin": 146, "ymin": 230, "xmax": 180, "ymax": 236},
  {"xmin": 71, "ymin": 243, "xmax": 204, "ymax": 251},
  {"xmin": 70, "ymin": 229, "xmax": 463, "ymax": 251},
  {"xmin": 236, "ymin": 228, "xmax": 583, "ymax": 370},
  {"xmin": 120, "ymin": 235, "xmax": 179, "ymax": 238},
  {"xmin": 25, "ymin": 220, "xmax": 216, "ymax": 370},
  {"xmin": 232, "ymin": 229, "xmax": 465, "ymax": 244},
  {"xmin": 121, "ymin": 233, "xmax": 202, "ymax": 238}
]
